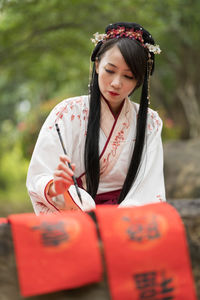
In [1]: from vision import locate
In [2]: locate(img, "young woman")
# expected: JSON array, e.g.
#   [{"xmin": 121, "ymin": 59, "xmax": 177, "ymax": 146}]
[{"xmin": 26, "ymin": 22, "xmax": 165, "ymax": 215}]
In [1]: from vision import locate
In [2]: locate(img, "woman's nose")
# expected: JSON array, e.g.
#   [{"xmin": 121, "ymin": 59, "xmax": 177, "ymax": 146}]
[{"xmin": 111, "ymin": 76, "xmax": 122, "ymax": 89}]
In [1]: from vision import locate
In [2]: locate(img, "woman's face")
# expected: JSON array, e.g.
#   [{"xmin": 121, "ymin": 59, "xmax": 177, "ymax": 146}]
[{"xmin": 95, "ymin": 45, "xmax": 137, "ymax": 114}]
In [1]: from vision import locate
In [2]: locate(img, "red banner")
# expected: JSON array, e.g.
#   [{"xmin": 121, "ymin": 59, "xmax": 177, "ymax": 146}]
[
  {"xmin": 0, "ymin": 217, "xmax": 7, "ymax": 224},
  {"xmin": 9, "ymin": 211, "xmax": 102, "ymax": 297},
  {"xmin": 96, "ymin": 203, "xmax": 197, "ymax": 300}
]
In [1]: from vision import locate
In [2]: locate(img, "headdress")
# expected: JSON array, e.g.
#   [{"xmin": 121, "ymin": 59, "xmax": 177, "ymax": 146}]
[{"xmin": 91, "ymin": 27, "xmax": 161, "ymax": 55}]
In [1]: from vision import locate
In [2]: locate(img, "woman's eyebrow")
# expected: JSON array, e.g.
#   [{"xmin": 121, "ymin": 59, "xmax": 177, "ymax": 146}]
[
  {"xmin": 107, "ymin": 63, "xmax": 132, "ymax": 72},
  {"xmin": 107, "ymin": 63, "xmax": 117, "ymax": 68}
]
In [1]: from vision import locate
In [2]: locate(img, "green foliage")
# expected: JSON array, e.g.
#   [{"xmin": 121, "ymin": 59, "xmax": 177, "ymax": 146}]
[
  {"xmin": 20, "ymin": 97, "xmax": 62, "ymax": 158},
  {"xmin": 0, "ymin": 140, "xmax": 32, "ymax": 215},
  {"xmin": 0, "ymin": 0, "xmax": 199, "ymax": 213}
]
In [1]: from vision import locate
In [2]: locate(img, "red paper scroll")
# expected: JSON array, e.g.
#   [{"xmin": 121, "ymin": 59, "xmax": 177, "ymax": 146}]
[
  {"xmin": 96, "ymin": 203, "xmax": 197, "ymax": 300},
  {"xmin": 8, "ymin": 211, "xmax": 102, "ymax": 297},
  {"xmin": 0, "ymin": 217, "xmax": 7, "ymax": 224}
]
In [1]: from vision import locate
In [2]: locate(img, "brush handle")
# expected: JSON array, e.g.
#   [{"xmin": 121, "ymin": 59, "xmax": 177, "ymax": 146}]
[{"xmin": 55, "ymin": 123, "xmax": 83, "ymax": 204}]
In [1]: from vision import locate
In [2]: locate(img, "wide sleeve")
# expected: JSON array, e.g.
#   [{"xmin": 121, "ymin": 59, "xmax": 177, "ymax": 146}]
[
  {"xmin": 120, "ymin": 110, "xmax": 166, "ymax": 207},
  {"xmin": 26, "ymin": 97, "xmax": 88, "ymax": 215}
]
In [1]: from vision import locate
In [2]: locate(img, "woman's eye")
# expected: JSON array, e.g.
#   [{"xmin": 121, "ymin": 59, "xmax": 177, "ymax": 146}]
[
  {"xmin": 125, "ymin": 75, "xmax": 134, "ymax": 80},
  {"xmin": 105, "ymin": 69, "xmax": 114, "ymax": 74}
]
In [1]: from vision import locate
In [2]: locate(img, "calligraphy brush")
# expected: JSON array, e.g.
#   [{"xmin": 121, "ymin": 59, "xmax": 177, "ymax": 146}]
[{"xmin": 55, "ymin": 123, "xmax": 83, "ymax": 204}]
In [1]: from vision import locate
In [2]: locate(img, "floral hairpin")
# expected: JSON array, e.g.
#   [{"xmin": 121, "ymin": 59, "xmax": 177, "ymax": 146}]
[
  {"xmin": 145, "ymin": 43, "xmax": 161, "ymax": 55},
  {"xmin": 91, "ymin": 32, "xmax": 107, "ymax": 46},
  {"xmin": 91, "ymin": 29, "xmax": 161, "ymax": 55}
]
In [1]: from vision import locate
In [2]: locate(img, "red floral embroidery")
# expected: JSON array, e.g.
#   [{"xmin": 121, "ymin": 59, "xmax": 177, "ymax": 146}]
[
  {"xmin": 48, "ymin": 97, "xmax": 89, "ymax": 129},
  {"xmin": 156, "ymin": 195, "xmax": 163, "ymax": 202},
  {"xmin": 49, "ymin": 105, "xmax": 69, "ymax": 129},
  {"xmin": 100, "ymin": 99, "xmax": 131, "ymax": 173},
  {"xmin": 56, "ymin": 111, "xmax": 63, "ymax": 120},
  {"xmin": 112, "ymin": 130, "xmax": 125, "ymax": 155},
  {"xmin": 83, "ymin": 108, "xmax": 88, "ymax": 114},
  {"xmin": 148, "ymin": 124, "xmax": 153, "ymax": 132},
  {"xmin": 147, "ymin": 110, "xmax": 161, "ymax": 133},
  {"xmin": 100, "ymin": 153, "xmax": 112, "ymax": 174},
  {"xmin": 75, "ymin": 98, "xmax": 82, "ymax": 104},
  {"xmin": 101, "ymin": 121, "xmax": 129, "ymax": 172}
]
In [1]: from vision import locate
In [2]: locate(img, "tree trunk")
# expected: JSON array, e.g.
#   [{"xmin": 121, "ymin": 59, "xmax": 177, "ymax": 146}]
[
  {"xmin": 177, "ymin": 83, "xmax": 200, "ymax": 139},
  {"xmin": 0, "ymin": 199, "xmax": 200, "ymax": 300}
]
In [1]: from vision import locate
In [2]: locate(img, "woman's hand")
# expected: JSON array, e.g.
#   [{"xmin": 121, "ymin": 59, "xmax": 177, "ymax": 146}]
[{"xmin": 48, "ymin": 155, "xmax": 75, "ymax": 197}]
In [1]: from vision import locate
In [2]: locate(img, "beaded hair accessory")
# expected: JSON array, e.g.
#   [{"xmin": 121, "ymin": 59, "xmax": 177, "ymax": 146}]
[{"xmin": 91, "ymin": 26, "xmax": 161, "ymax": 55}]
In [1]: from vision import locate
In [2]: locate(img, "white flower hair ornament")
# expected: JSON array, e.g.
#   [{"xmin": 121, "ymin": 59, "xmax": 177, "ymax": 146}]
[
  {"xmin": 91, "ymin": 32, "xmax": 106, "ymax": 46},
  {"xmin": 144, "ymin": 43, "xmax": 161, "ymax": 55}
]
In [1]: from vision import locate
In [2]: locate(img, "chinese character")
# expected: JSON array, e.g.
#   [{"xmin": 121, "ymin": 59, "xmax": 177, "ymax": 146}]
[
  {"xmin": 146, "ymin": 215, "xmax": 161, "ymax": 240},
  {"xmin": 125, "ymin": 215, "xmax": 161, "ymax": 243},
  {"xmin": 32, "ymin": 221, "xmax": 69, "ymax": 247},
  {"xmin": 133, "ymin": 271, "xmax": 175, "ymax": 300},
  {"xmin": 127, "ymin": 223, "xmax": 144, "ymax": 242},
  {"xmin": 160, "ymin": 271, "xmax": 174, "ymax": 299},
  {"xmin": 134, "ymin": 272, "xmax": 157, "ymax": 299}
]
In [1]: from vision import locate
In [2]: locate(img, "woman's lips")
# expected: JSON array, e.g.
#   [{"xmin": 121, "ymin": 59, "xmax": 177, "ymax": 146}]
[{"xmin": 108, "ymin": 91, "xmax": 120, "ymax": 96}]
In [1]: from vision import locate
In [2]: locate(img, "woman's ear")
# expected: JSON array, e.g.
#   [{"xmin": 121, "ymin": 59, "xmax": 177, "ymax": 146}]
[{"xmin": 95, "ymin": 59, "xmax": 99, "ymax": 74}]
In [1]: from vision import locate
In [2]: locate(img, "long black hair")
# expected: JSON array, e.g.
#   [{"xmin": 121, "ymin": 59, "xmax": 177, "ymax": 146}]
[{"xmin": 84, "ymin": 22, "xmax": 155, "ymax": 202}]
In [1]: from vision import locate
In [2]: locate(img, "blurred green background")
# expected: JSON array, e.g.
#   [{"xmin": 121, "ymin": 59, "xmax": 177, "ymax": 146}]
[{"xmin": 0, "ymin": 0, "xmax": 199, "ymax": 216}]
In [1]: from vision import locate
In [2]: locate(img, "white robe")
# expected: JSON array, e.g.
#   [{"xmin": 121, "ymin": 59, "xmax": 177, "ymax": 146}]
[{"xmin": 26, "ymin": 95, "xmax": 166, "ymax": 215}]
